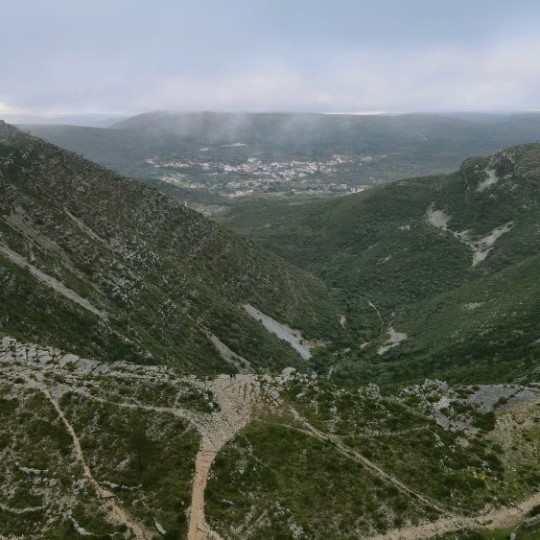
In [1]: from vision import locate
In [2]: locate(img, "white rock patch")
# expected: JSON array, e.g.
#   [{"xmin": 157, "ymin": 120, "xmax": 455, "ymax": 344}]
[
  {"xmin": 243, "ymin": 304, "xmax": 312, "ymax": 360},
  {"xmin": 476, "ymin": 168, "xmax": 499, "ymax": 192},
  {"xmin": 426, "ymin": 207, "xmax": 450, "ymax": 229},
  {"xmin": 468, "ymin": 222, "xmax": 514, "ymax": 266},
  {"xmin": 463, "ymin": 302, "xmax": 483, "ymax": 311},
  {"xmin": 425, "ymin": 205, "xmax": 513, "ymax": 266},
  {"xmin": 377, "ymin": 327, "xmax": 408, "ymax": 355}
]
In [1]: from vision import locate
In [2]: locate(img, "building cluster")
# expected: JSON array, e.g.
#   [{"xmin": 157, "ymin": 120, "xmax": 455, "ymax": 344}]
[{"xmin": 145, "ymin": 154, "xmax": 375, "ymax": 198}]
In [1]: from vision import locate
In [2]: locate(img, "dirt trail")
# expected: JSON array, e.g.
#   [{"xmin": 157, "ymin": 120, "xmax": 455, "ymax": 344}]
[
  {"xmin": 290, "ymin": 408, "xmax": 445, "ymax": 515},
  {"xmin": 365, "ymin": 489, "xmax": 540, "ymax": 540},
  {"xmin": 292, "ymin": 407, "xmax": 540, "ymax": 539},
  {"xmin": 5, "ymin": 338, "xmax": 539, "ymax": 540},
  {"xmin": 2, "ymin": 342, "xmax": 258, "ymax": 540},
  {"xmin": 0, "ymin": 502, "xmax": 44, "ymax": 514},
  {"xmin": 67, "ymin": 386, "xmax": 202, "ymax": 427},
  {"xmin": 187, "ymin": 375, "xmax": 260, "ymax": 540},
  {"xmin": 38, "ymin": 385, "xmax": 149, "ymax": 540}
]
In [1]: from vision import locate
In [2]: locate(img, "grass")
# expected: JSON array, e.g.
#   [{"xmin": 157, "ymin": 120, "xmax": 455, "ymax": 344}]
[
  {"xmin": 60, "ymin": 392, "xmax": 200, "ymax": 536},
  {"xmin": 206, "ymin": 413, "xmax": 437, "ymax": 539}
]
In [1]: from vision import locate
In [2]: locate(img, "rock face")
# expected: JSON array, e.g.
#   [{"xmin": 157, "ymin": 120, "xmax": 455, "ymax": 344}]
[{"xmin": 0, "ymin": 123, "xmax": 343, "ymax": 372}]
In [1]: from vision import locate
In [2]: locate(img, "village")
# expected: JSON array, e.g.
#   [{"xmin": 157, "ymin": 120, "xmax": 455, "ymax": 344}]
[{"xmin": 144, "ymin": 153, "xmax": 376, "ymax": 198}]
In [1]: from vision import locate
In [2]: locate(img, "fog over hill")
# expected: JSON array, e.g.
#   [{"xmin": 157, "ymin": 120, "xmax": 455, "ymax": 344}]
[{"xmin": 20, "ymin": 112, "xmax": 540, "ymax": 207}]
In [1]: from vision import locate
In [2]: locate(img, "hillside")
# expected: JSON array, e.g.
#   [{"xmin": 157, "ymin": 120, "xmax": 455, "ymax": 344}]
[
  {"xmin": 2, "ymin": 336, "xmax": 540, "ymax": 539},
  {"xmin": 2, "ymin": 122, "xmax": 540, "ymax": 540},
  {"xmin": 219, "ymin": 143, "xmax": 540, "ymax": 386},
  {"xmin": 20, "ymin": 112, "xmax": 540, "ymax": 205},
  {"xmin": 0, "ymin": 121, "xmax": 347, "ymax": 373}
]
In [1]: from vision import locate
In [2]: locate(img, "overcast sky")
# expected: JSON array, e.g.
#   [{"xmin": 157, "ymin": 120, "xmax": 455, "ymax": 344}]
[{"xmin": 2, "ymin": 0, "xmax": 540, "ymax": 116}]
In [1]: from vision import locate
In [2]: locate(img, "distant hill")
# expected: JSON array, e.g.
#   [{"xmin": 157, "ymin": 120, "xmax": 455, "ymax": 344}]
[
  {"xmin": 219, "ymin": 143, "xmax": 540, "ymax": 386},
  {"xmin": 19, "ymin": 111, "xmax": 540, "ymax": 205},
  {"xmin": 0, "ymin": 121, "xmax": 346, "ymax": 373},
  {"xmin": 112, "ymin": 111, "xmax": 540, "ymax": 159}
]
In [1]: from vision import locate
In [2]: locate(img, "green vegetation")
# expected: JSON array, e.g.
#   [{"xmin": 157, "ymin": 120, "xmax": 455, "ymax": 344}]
[
  {"xmin": 206, "ymin": 413, "xmax": 438, "ymax": 538},
  {"xmin": 0, "ymin": 121, "xmax": 344, "ymax": 373},
  {"xmin": 283, "ymin": 381, "xmax": 508, "ymax": 513},
  {"xmin": 220, "ymin": 144, "xmax": 540, "ymax": 387},
  {"xmin": 205, "ymin": 376, "xmax": 540, "ymax": 539},
  {"xmin": 0, "ymin": 384, "xmax": 126, "ymax": 539},
  {"xmin": 61, "ymin": 393, "xmax": 199, "ymax": 536}
]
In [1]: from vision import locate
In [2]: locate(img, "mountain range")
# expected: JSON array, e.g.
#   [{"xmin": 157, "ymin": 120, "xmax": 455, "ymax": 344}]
[{"xmin": 20, "ymin": 112, "xmax": 540, "ymax": 207}]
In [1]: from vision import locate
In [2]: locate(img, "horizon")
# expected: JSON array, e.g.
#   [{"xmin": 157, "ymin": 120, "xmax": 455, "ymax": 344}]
[{"xmin": 5, "ymin": 108, "xmax": 540, "ymax": 124}]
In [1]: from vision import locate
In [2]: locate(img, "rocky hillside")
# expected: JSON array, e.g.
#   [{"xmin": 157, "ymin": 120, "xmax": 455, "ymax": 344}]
[
  {"xmin": 0, "ymin": 121, "xmax": 345, "ymax": 373},
  {"xmin": 3, "ymin": 121, "xmax": 540, "ymax": 540},
  {"xmin": 2, "ymin": 335, "xmax": 539, "ymax": 539},
  {"xmin": 219, "ymin": 143, "xmax": 540, "ymax": 386}
]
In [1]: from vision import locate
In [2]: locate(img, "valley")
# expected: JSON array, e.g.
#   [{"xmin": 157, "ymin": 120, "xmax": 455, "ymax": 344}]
[
  {"xmin": 22, "ymin": 112, "xmax": 540, "ymax": 213},
  {"xmin": 219, "ymin": 143, "xmax": 540, "ymax": 387},
  {"xmin": 1, "ymin": 119, "xmax": 540, "ymax": 539},
  {"xmin": 5, "ymin": 1, "xmax": 540, "ymax": 538}
]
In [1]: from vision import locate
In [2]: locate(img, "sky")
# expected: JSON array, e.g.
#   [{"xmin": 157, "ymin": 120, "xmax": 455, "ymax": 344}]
[{"xmin": 2, "ymin": 0, "xmax": 540, "ymax": 116}]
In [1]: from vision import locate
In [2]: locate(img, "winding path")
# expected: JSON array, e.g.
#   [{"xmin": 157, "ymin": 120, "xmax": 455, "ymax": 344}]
[
  {"xmin": 364, "ymin": 491, "xmax": 540, "ymax": 540},
  {"xmin": 38, "ymin": 384, "xmax": 149, "ymax": 539},
  {"xmin": 290, "ymin": 407, "xmax": 445, "ymax": 514},
  {"xmin": 291, "ymin": 407, "xmax": 540, "ymax": 540},
  {"xmin": 3, "ymin": 338, "xmax": 540, "ymax": 540}
]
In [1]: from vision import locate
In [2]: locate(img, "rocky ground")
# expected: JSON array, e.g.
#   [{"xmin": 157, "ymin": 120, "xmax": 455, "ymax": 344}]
[{"xmin": 1, "ymin": 335, "xmax": 540, "ymax": 539}]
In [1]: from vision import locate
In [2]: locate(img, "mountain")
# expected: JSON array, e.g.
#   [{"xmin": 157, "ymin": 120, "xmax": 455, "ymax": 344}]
[
  {"xmin": 0, "ymin": 121, "xmax": 345, "ymax": 373},
  {"xmin": 8, "ymin": 116, "xmax": 540, "ymax": 386},
  {"xmin": 218, "ymin": 143, "xmax": 540, "ymax": 387},
  {"xmin": 19, "ymin": 112, "xmax": 540, "ymax": 205},
  {"xmin": 2, "ymin": 121, "xmax": 540, "ymax": 540}
]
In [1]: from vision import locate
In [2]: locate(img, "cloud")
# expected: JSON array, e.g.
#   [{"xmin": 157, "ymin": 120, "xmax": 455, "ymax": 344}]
[
  {"xmin": 2, "ymin": 1, "xmax": 540, "ymax": 116},
  {"xmin": 111, "ymin": 40, "xmax": 540, "ymax": 113}
]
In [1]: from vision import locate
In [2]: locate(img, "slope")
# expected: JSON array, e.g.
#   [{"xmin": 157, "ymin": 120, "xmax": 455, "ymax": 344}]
[
  {"xmin": 0, "ymin": 121, "xmax": 346, "ymax": 373},
  {"xmin": 3, "ymin": 336, "xmax": 540, "ymax": 539},
  {"xmin": 219, "ymin": 143, "xmax": 540, "ymax": 385}
]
